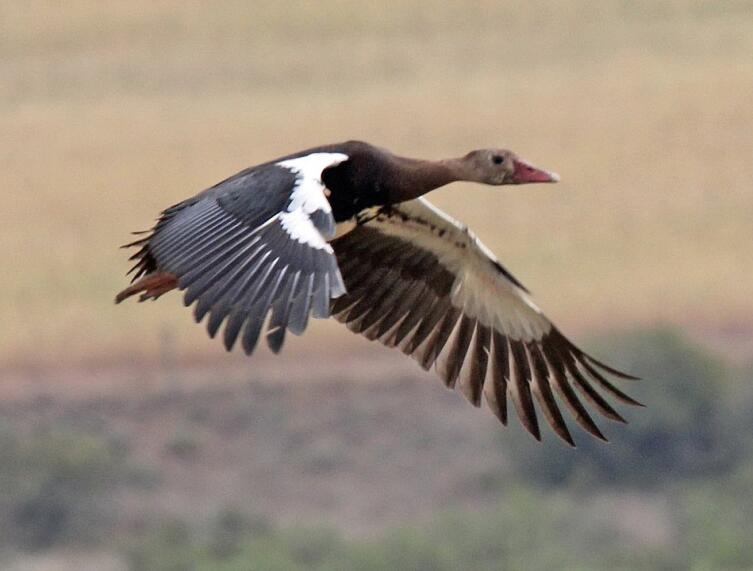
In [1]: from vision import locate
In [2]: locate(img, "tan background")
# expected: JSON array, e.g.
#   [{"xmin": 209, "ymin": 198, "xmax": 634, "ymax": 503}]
[{"xmin": 3, "ymin": 0, "xmax": 752, "ymax": 366}]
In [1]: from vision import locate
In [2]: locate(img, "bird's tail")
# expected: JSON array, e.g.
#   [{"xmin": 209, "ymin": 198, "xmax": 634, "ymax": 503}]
[{"xmin": 115, "ymin": 272, "xmax": 178, "ymax": 304}]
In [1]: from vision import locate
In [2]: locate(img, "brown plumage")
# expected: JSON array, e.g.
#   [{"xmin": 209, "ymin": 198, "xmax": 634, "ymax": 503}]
[{"xmin": 117, "ymin": 141, "xmax": 641, "ymax": 446}]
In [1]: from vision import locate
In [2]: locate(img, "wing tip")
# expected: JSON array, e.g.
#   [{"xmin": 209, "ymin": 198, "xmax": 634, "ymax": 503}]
[
  {"xmin": 522, "ymin": 418, "xmax": 542, "ymax": 442},
  {"xmin": 586, "ymin": 354, "xmax": 642, "ymax": 381},
  {"xmin": 558, "ymin": 429, "xmax": 576, "ymax": 447},
  {"xmin": 266, "ymin": 326, "xmax": 286, "ymax": 354},
  {"xmin": 588, "ymin": 425, "xmax": 609, "ymax": 443}
]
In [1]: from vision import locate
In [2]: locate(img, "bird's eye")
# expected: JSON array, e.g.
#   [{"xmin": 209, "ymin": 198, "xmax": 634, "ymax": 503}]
[{"xmin": 492, "ymin": 155, "xmax": 504, "ymax": 165}]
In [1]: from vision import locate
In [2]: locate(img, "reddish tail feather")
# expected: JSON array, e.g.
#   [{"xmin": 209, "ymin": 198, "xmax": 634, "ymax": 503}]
[{"xmin": 115, "ymin": 272, "xmax": 178, "ymax": 304}]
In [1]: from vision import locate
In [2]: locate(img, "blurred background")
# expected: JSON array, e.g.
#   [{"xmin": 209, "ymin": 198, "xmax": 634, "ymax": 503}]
[{"xmin": 2, "ymin": 1, "xmax": 753, "ymax": 569}]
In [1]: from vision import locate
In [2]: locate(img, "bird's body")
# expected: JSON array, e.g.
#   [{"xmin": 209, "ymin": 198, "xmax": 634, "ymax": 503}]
[{"xmin": 117, "ymin": 140, "xmax": 640, "ymax": 446}]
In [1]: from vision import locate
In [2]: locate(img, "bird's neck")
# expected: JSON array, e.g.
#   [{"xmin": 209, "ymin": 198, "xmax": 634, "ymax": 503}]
[{"xmin": 387, "ymin": 156, "xmax": 466, "ymax": 202}]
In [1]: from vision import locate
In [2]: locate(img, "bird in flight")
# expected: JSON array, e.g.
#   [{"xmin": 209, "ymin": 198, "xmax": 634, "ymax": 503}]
[{"xmin": 117, "ymin": 140, "xmax": 640, "ymax": 446}]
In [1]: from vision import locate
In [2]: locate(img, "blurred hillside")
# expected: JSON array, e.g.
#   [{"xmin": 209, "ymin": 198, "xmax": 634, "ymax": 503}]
[
  {"xmin": 2, "ymin": 1, "xmax": 753, "ymax": 365},
  {"xmin": 1, "ymin": 329, "xmax": 752, "ymax": 570}
]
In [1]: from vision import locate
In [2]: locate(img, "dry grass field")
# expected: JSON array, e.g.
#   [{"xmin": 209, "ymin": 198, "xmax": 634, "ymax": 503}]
[{"xmin": 2, "ymin": 1, "xmax": 753, "ymax": 365}]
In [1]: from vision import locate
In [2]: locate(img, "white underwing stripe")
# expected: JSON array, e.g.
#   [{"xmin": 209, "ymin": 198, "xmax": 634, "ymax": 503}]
[
  {"xmin": 330, "ymin": 199, "xmax": 639, "ymax": 446},
  {"xmin": 276, "ymin": 152, "xmax": 348, "ymax": 217},
  {"xmin": 279, "ymin": 210, "xmax": 333, "ymax": 251},
  {"xmin": 368, "ymin": 198, "xmax": 551, "ymax": 342}
]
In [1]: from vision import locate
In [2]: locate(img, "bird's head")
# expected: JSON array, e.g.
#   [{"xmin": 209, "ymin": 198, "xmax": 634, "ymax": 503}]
[{"xmin": 461, "ymin": 149, "xmax": 560, "ymax": 186}]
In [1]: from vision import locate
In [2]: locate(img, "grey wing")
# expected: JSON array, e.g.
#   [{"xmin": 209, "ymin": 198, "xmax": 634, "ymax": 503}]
[{"xmin": 145, "ymin": 156, "xmax": 348, "ymax": 355}]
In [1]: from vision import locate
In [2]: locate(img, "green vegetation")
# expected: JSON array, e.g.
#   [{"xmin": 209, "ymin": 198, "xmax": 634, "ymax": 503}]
[
  {"xmin": 123, "ymin": 483, "xmax": 753, "ymax": 571},
  {"xmin": 0, "ymin": 429, "xmax": 125, "ymax": 550},
  {"xmin": 119, "ymin": 328, "xmax": 753, "ymax": 571},
  {"xmin": 123, "ymin": 479, "xmax": 753, "ymax": 571},
  {"xmin": 2, "ymin": 328, "xmax": 751, "ymax": 569}
]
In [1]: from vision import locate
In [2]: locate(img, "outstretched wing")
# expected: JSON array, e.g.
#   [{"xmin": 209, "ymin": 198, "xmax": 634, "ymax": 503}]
[
  {"xmin": 124, "ymin": 152, "xmax": 349, "ymax": 355},
  {"xmin": 331, "ymin": 198, "xmax": 641, "ymax": 445}
]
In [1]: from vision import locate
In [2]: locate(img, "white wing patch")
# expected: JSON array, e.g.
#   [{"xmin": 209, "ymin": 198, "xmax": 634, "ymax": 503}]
[
  {"xmin": 277, "ymin": 152, "xmax": 348, "ymax": 216},
  {"xmin": 368, "ymin": 198, "xmax": 551, "ymax": 342},
  {"xmin": 279, "ymin": 210, "xmax": 333, "ymax": 251}
]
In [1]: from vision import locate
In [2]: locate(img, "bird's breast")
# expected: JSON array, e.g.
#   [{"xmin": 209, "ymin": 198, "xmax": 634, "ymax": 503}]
[
  {"xmin": 332, "ymin": 219, "xmax": 357, "ymax": 240},
  {"xmin": 323, "ymin": 162, "xmax": 389, "ymax": 223}
]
